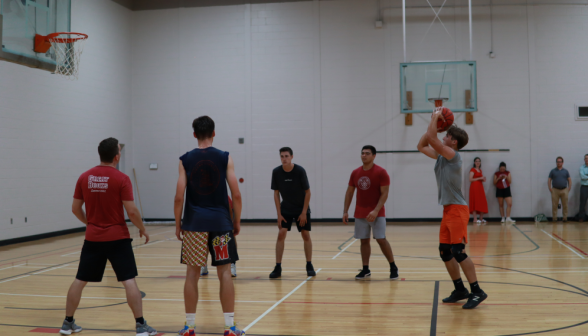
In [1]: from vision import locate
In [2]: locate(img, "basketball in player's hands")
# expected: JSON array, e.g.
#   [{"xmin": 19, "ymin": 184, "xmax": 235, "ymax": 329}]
[{"xmin": 436, "ymin": 107, "xmax": 454, "ymax": 132}]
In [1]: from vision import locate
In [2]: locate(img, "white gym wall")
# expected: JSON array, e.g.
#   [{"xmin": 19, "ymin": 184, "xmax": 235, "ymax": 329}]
[
  {"xmin": 0, "ymin": 0, "xmax": 133, "ymax": 241},
  {"xmin": 2, "ymin": 0, "xmax": 588, "ymax": 241},
  {"xmin": 131, "ymin": 0, "xmax": 588, "ymax": 221}
]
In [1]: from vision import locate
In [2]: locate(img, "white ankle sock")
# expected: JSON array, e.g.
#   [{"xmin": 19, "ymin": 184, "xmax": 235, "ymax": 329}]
[
  {"xmin": 186, "ymin": 313, "xmax": 195, "ymax": 326},
  {"xmin": 224, "ymin": 312, "xmax": 234, "ymax": 327}
]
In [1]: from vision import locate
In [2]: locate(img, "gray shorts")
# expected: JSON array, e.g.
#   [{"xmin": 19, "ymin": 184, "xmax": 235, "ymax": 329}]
[{"xmin": 354, "ymin": 217, "xmax": 387, "ymax": 239}]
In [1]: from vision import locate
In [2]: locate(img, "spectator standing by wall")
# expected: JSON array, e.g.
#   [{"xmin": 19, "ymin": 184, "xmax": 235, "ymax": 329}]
[
  {"xmin": 548, "ymin": 157, "xmax": 572, "ymax": 222},
  {"xmin": 494, "ymin": 162, "xmax": 515, "ymax": 224},
  {"xmin": 469, "ymin": 157, "xmax": 488, "ymax": 224},
  {"xmin": 578, "ymin": 154, "xmax": 588, "ymax": 222}
]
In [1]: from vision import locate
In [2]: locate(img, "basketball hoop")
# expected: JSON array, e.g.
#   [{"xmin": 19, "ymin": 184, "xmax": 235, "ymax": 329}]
[
  {"xmin": 428, "ymin": 97, "xmax": 449, "ymax": 108},
  {"xmin": 34, "ymin": 32, "xmax": 88, "ymax": 80}
]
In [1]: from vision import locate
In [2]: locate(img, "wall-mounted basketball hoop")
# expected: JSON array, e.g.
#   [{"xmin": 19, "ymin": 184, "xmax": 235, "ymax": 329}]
[{"xmin": 34, "ymin": 32, "xmax": 88, "ymax": 80}]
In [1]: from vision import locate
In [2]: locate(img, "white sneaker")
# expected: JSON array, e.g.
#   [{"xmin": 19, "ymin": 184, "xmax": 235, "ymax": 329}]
[
  {"xmin": 476, "ymin": 220, "xmax": 482, "ymax": 225},
  {"xmin": 507, "ymin": 217, "xmax": 516, "ymax": 223},
  {"xmin": 481, "ymin": 219, "xmax": 487, "ymax": 225},
  {"xmin": 200, "ymin": 265, "xmax": 208, "ymax": 276},
  {"xmin": 501, "ymin": 217, "xmax": 506, "ymax": 223},
  {"xmin": 231, "ymin": 263, "xmax": 237, "ymax": 277}
]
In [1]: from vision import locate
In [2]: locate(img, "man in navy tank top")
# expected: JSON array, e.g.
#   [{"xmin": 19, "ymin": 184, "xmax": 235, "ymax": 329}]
[{"xmin": 174, "ymin": 116, "xmax": 245, "ymax": 336}]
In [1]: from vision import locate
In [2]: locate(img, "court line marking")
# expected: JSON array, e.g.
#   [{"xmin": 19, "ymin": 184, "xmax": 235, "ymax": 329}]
[
  {"xmin": 0, "ymin": 263, "xmax": 25, "ymax": 272},
  {"xmin": 0, "ymin": 293, "xmax": 273, "ymax": 303},
  {"xmin": 430, "ymin": 281, "xmax": 439, "ymax": 336},
  {"xmin": 552, "ymin": 233, "xmax": 588, "ymax": 256},
  {"xmin": 32, "ymin": 264, "xmax": 70, "ymax": 275},
  {"xmin": 541, "ymin": 230, "xmax": 586, "ymax": 259},
  {"xmin": 0, "ymin": 275, "xmax": 30, "ymax": 284},
  {"xmin": 332, "ymin": 239, "xmax": 357, "ymax": 259},
  {"xmin": 242, "ymin": 268, "xmax": 322, "ymax": 332}
]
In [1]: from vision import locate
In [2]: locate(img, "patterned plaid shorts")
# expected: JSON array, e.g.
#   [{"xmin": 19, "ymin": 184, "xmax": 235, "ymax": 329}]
[{"xmin": 181, "ymin": 231, "xmax": 209, "ymax": 267}]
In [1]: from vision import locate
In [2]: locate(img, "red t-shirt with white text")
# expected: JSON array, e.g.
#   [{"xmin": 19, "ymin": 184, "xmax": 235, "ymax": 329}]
[
  {"xmin": 74, "ymin": 166, "xmax": 134, "ymax": 242},
  {"xmin": 349, "ymin": 164, "xmax": 390, "ymax": 218}
]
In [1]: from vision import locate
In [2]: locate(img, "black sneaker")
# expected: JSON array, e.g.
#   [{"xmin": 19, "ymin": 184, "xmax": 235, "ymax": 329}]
[
  {"xmin": 390, "ymin": 267, "xmax": 399, "ymax": 280},
  {"xmin": 442, "ymin": 289, "xmax": 470, "ymax": 303},
  {"xmin": 306, "ymin": 263, "xmax": 316, "ymax": 277},
  {"xmin": 355, "ymin": 269, "xmax": 371, "ymax": 280},
  {"xmin": 269, "ymin": 265, "xmax": 282, "ymax": 279},
  {"xmin": 462, "ymin": 290, "xmax": 488, "ymax": 309}
]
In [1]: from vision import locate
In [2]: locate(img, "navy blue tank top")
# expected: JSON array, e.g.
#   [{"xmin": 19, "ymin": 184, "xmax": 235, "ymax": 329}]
[{"xmin": 180, "ymin": 147, "xmax": 233, "ymax": 232}]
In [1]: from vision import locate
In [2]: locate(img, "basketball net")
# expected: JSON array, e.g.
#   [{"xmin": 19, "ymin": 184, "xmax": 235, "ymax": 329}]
[{"xmin": 47, "ymin": 33, "xmax": 88, "ymax": 80}]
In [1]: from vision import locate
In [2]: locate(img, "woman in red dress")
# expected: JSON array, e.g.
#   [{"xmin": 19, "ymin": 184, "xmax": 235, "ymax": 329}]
[{"xmin": 469, "ymin": 157, "xmax": 488, "ymax": 224}]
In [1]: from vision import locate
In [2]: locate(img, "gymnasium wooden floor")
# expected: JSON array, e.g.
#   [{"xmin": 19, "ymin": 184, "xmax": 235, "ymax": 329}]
[{"xmin": 1, "ymin": 222, "xmax": 588, "ymax": 335}]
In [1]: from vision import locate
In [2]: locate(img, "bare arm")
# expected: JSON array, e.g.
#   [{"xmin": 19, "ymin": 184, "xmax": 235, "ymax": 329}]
[
  {"xmin": 174, "ymin": 160, "xmax": 187, "ymax": 241},
  {"xmin": 298, "ymin": 189, "xmax": 311, "ymax": 227},
  {"xmin": 226, "ymin": 155, "xmax": 242, "ymax": 236},
  {"xmin": 469, "ymin": 171, "xmax": 475, "ymax": 182},
  {"xmin": 417, "ymin": 132, "xmax": 439, "ymax": 160},
  {"xmin": 493, "ymin": 174, "xmax": 499, "ymax": 185},
  {"xmin": 72, "ymin": 199, "xmax": 87, "ymax": 225},
  {"xmin": 273, "ymin": 190, "xmax": 286, "ymax": 229},
  {"xmin": 343, "ymin": 185, "xmax": 355, "ymax": 225},
  {"xmin": 507, "ymin": 172, "xmax": 512, "ymax": 184},
  {"xmin": 427, "ymin": 109, "xmax": 456, "ymax": 161},
  {"xmin": 366, "ymin": 185, "xmax": 389, "ymax": 222},
  {"xmin": 123, "ymin": 200, "xmax": 149, "ymax": 244}
]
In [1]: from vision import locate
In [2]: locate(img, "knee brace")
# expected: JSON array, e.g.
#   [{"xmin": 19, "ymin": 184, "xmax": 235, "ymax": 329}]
[
  {"xmin": 451, "ymin": 244, "xmax": 468, "ymax": 263},
  {"xmin": 439, "ymin": 244, "xmax": 453, "ymax": 262}
]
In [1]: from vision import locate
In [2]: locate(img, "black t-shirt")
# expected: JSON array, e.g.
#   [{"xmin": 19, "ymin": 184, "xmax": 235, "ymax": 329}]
[{"xmin": 271, "ymin": 164, "xmax": 310, "ymax": 215}]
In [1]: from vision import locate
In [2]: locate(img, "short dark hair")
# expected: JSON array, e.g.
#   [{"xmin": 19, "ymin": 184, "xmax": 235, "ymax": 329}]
[
  {"xmin": 362, "ymin": 145, "xmax": 376, "ymax": 155},
  {"xmin": 192, "ymin": 116, "xmax": 215, "ymax": 139},
  {"xmin": 499, "ymin": 162, "xmax": 507, "ymax": 169},
  {"xmin": 98, "ymin": 137, "xmax": 119, "ymax": 163},
  {"xmin": 279, "ymin": 147, "xmax": 293, "ymax": 156},
  {"xmin": 556, "ymin": 156, "xmax": 564, "ymax": 163},
  {"xmin": 447, "ymin": 125, "xmax": 469, "ymax": 150},
  {"xmin": 473, "ymin": 157, "xmax": 481, "ymax": 168}
]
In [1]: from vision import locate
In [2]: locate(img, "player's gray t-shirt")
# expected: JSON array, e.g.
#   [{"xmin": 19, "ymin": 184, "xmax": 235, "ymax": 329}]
[{"xmin": 434, "ymin": 152, "xmax": 467, "ymax": 206}]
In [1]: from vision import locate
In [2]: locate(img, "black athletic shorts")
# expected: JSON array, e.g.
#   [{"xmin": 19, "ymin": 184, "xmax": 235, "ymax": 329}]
[
  {"xmin": 281, "ymin": 212, "xmax": 311, "ymax": 232},
  {"xmin": 76, "ymin": 239, "xmax": 138, "ymax": 282},
  {"xmin": 496, "ymin": 187, "xmax": 512, "ymax": 198}
]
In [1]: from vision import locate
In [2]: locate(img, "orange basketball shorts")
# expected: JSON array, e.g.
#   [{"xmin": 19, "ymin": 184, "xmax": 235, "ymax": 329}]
[{"xmin": 439, "ymin": 204, "xmax": 469, "ymax": 245}]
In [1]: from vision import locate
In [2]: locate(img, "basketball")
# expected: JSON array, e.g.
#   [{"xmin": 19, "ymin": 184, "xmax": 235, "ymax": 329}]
[{"xmin": 437, "ymin": 107, "xmax": 454, "ymax": 132}]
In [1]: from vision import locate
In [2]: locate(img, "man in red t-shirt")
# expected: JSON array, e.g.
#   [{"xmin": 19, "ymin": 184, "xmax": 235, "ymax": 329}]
[
  {"xmin": 343, "ymin": 145, "xmax": 398, "ymax": 280},
  {"xmin": 59, "ymin": 138, "xmax": 157, "ymax": 336}
]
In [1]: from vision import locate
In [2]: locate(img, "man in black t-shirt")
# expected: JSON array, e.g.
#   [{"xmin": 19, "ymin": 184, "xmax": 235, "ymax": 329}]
[{"xmin": 269, "ymin": 147, "xmax": 316, "ymax": 278}]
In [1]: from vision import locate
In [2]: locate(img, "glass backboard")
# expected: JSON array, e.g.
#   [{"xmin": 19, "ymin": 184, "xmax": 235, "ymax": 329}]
[
  {"xmin": 0, "ymin": 0, "xmax": 70, "ymax": 70},
  {"xmin": 400, "ymin": 61, "xmax": 477, "ymax": 113}
]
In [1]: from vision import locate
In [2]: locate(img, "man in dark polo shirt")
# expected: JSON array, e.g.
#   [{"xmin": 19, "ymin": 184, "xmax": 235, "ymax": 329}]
[
  {"xmin": 269, "ymin": 147, "xmax": 316, "ymax": 279},
  {"xmin": 548, "ymin": 156, "xmax": 572, "ymax": 222}
]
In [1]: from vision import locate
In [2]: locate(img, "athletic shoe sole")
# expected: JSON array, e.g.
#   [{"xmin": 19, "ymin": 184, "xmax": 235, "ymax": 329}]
[
  {"xmin": 355, "ymin": 273, "xmax": 371, "ymax": 280},
  {"xmin": 59, "ymin": 329, "xmax": 82, "ymax": 335}
]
